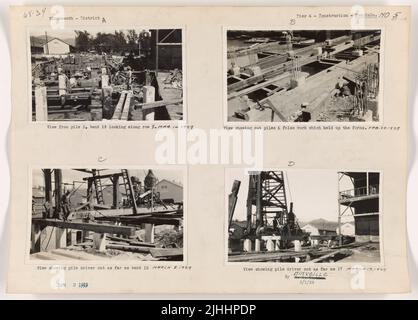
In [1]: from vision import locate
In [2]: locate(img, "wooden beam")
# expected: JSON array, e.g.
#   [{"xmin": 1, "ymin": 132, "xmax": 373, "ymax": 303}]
[
  {"xmin": 228, "ymin": 250, "xmax": 309, "ymax": 262},
  {"xmin": 136, "ymin": 98, "xmax": 183, "ymax": 110},
  {"xmin": 106, "ymin": 235, "xmax": 156, "ymax": 247},
  {"xmin": 228, "ymin": 180, "xmax": 241, "ymax": 228},
  {"xmin": 309, "ymin": 249, "xmax": 352, "ymax": 263},
  {"xmin": 112, "ymin": 91, "xmax": 127, "ymax": 120},
  {"xmin": 106, "ymin": 244, "xmax": 151, "ymax": 253},
  {"xmin": 95, "ymin": 215, "xmax": 182, "ymax": 226},
  {"xmin": 32, "ymin": 218, "xmax": 136, "ymax": 236},
  {"xmin": 82, "ymin": 173, "xmax": 123, "ymax": 181},
  {"xmin": 149, "ymin": 248, "xmax": 183, "ymax": 259},
  {"xmin": 120, "ymin": 91, "xmax": 132, "ymax": 120}
]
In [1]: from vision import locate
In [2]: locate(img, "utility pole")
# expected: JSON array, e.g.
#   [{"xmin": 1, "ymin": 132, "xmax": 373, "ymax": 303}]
[
  {"xmin": 44, "ymin": 31, "xmax": 49, "ymax": 54},
  {"xmin": 155, "ymin": 29, "xmax": 159, "ymax": 77}
]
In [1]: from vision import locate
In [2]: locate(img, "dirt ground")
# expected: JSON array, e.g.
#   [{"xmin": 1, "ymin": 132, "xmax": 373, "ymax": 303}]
[{"xmin": 340, "ymin": 242, "xmax": 381, "ymax": 263}]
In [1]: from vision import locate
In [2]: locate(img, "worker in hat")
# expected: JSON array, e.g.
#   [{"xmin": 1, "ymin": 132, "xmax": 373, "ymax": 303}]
[
  {"xmin": 299, "ymin": 102, "xmax": 311, "ymax": 122},
  {"xmin": 61, "ymin": 190, "xmax": 72, "ymax": 221}
]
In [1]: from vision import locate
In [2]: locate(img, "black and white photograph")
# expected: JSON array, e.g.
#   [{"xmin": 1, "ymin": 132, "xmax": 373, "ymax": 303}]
[
  {"xmin": 30, "ymin": 168, "xmax": 184, "ymax": 261},
  {"xmin": 30, "ymin": 28, "xmax": 183, "ymax": 121},
  {"xmin": 227, "ymin": 170, "xmax": 381, "ymax": 263},
  {"xmin": 226, "ymin": 29, "xmax": 381, "ymax": 122}
]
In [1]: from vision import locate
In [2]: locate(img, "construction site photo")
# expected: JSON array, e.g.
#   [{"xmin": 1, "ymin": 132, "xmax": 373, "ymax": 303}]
[
  {"xmin": 227, "ymin": 169, "xmax": 381, "ymax": 263},
  {"xmin": 30, "ymin": 168, "xmax": 184, "ymax": 261},
  {"xmin": 31, "ymin": 28, "xmax": 183, "ymax": 121},
  {"xmin": 226, "ymin": 29, "xmax": 381, "ymax": 122}
]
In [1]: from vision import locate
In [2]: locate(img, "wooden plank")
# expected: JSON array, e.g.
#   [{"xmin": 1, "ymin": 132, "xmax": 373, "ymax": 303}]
[
  {"xmin": 106, "ymin": 244, "xmax": 151, "ymax": 254},
  {"xmin": 149, "ymin": 248, "xmax": 183, "ymax": 259},
  {"xmin": 309, "ymin": 249, "xmax": 352, "ymax": 263},
  {"xmin": 228, "ymin": 54, "xmax": 319, "ymax": 94},
  {"xmin": 120, "ymin": 91, "xmax": 132, "ymax": 120},
  {"xmin": 96, "ymin": 215, "xmax": 182, "ymax": 226},
  {"xmin": 32, "ymin": 218, "xmax": 136, "ymax": 236},
  {"xmin": 82, "ymin": 172, "xmax": 123, "ymax": 181},
  {"xmin": 106, "ymin": 235, "xmax": 156, "ymax": 247},
  {"xmin": 111, "ymin": 91, "xmax": 127, "ymax": 120},
  {"xmin": 51, "ymin": 249, "xmax": 107, "ymax": 260},
  {"xmin": 137, "ymin": 98, "xmax": 183, "ymax": 110},
  {"xmin": 228, "ymin": 180, "xmax": 241, "ymax": 228},
  {"xmin": 227, "ymin": 72, "xmax": 290, "ymax": 100},
  {"xmin": 228, "ymin": 250, "xmax": 309, "ymax": 262}
]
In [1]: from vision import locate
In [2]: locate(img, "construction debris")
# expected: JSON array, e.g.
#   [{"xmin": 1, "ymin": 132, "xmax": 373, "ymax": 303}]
[
  {"xmin": 31, "ymin": 29, "xmax": 183, "ymax": 121},
  {"xmin": 31, "ymin": 168, "xmax": 184, "ymax": 261},
  {"xmin": 228, "ymin": 170, "xmax": 381, "ymax": 263},
  {"xmin": 227, "ymin": 30, "xmax": 381, "ymax": 122}
]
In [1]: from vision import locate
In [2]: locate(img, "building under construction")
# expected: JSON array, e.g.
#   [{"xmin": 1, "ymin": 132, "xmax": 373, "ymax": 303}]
[
  {"xmin": 227, "ymin": 170, "xmax": 380, "ymax": 263},
  {"xmin": 338, "ymin": 172, "xmax": 380, "ymax": 243},
  {"xmin": 31, "ymin": 29, "xmax": 183, "ymax": 121},
  {"xmin": 31, "ymin": 169, "xmax": 184, "ymax": 261},
  {"xmin": 227, "ymin": 30, "xmax": 380, "ymax": 122}
]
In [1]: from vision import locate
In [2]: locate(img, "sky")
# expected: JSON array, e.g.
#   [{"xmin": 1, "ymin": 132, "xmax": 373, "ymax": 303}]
[
  {"xmin": 32, "ymin": 168, "xmax": 183, "ymax": 190},
  {"xmin": 226, "ymin": 169, "xmax": 355, "ymax": 223}
]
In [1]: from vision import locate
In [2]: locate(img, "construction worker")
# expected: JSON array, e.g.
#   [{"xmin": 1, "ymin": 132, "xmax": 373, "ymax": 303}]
[
  {"xmin": 296, "ymin": 102, "xmax": 311, "ymax": 122},
  {"xmin": 126, "ymin": 66, "xmax": 133, "ymax": 90},
  {"xmin": 61, "ymin": 190, "xmax": 71, "ymax": 221}
]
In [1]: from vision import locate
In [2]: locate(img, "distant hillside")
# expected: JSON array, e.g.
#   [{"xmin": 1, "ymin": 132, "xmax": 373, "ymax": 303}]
[{"xmin": 300, "ymin": 218, "xmax": 339, "ymax": 231}]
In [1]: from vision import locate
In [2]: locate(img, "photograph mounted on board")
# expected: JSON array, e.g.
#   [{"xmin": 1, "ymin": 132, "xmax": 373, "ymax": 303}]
[
  {"xmin": 226, "ymin": 29, "xmax": 381, "ymax": 123},
  {"xmin": 30, "ymin": 168, "xmax": 184, "ymax": 261},
  {"xmin": 227, "ymin": 169, "xmax": 381, "ymax": 263},
  {"xmin": 30, "ymin": 28, "xmax": 183, "ymax": 121}
]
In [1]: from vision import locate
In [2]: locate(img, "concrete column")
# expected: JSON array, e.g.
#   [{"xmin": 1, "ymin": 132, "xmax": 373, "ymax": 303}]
[
  {"xmin": 144, "ymin": 223, "xmax": 155, "ymax": 243},
  {"xmin": 55, "ymin": 228, "xmax": 67, "ymax": 249},
  {"xmin": 31, "ymin": 224, "xmax": 42, "ymax": 253},
  {"xmin": 143, "ymin": 86, "xmax": 155, "ymax": 120},
  {"xmin": 266, "ymin": 239, "xmax": 275, "ymax": 251},
  {"xmin": 40, "ymin": 226, "xmax": 56, "ymax": 252},
  {"xmin": 243, "ymin": 239, "xmax": 252, "ymax": 252},
  {"xmin": 274, "ymin": 239, "xmax": 281, "ymax": 251},
  {"xmin": 231, "ymin": 64, "xmax": 240, "ymax": 76},
  {"xmin": 93, "ymin": 233, "xmax": 107, "ymax": 252},
  {"xmin": 70, "ymin": 229, "xmax": 78, "ymax": 245},
  {"xmin": 102, "ymin": 86, "xmax": 113, "ymax": 119},
  {"xmin": 58, "ymin": 74, "xmax": 66, "ymax": 96},
  {"xmin": 254, "ymin": 239, "xmax": 261, "ymax": 252},
  {"xmin": 294, "ymin": 240, "xmax": 302, "ymax": 252},
  {"xmin": 35, "ymin": 86, "xmax": 48, "ymax": 121}
]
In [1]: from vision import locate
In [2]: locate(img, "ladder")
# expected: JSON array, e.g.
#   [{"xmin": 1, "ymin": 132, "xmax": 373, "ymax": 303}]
[
  {"xmin": 91, "ymin": 169, "xmax": 104, "ymax": 205},
  {"xmin": 121, "ymin": 169, "xmax": 138, "ymax": 214}
]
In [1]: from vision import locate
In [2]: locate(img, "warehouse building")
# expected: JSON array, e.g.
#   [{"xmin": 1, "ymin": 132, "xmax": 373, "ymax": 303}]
[{"xmin": 155, "ymin": 179, "xmax": 183, "ymax": 203}]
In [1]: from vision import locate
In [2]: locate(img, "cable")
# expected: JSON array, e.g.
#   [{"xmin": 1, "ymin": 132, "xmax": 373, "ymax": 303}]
[{"xmin": 284, "ymin": 171, "xmax": 293, "ymax": 204}]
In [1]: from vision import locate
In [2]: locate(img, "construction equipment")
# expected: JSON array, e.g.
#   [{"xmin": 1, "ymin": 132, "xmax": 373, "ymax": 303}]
[{"xmin": 235, "ymin": 171, "xmax": 305, "ymax": 248}]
